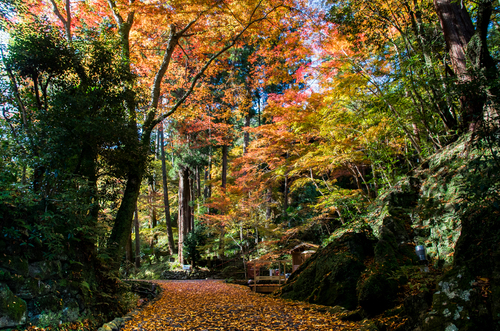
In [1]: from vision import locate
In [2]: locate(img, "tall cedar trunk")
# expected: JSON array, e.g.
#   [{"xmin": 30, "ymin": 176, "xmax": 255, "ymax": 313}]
[
  {"xmin": 189, "ymin": 174, "xmax": 195, "ymax": 232},
  {"xmin": 160, "ymin": 126, "xmax": 175, "ymax": 255},
  {"xmin": 134, "ymin": 206, "xmax": 140, "ymax": 268},
  {"xmin": 434, "ymin": 0, "xmax": 496, "ymax": 131},
  {"xmin": 219, "ymin": 145, "xmax": 228, "ymax": 259},
  {"xmin": 178, "ymin": 167, "xmax": 191, "ymax": 264}
]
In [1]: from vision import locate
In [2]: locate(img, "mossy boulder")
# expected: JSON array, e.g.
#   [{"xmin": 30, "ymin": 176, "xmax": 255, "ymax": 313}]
[
  {"xmin": 421, "ymin": 204, "xmax": 500, "ymax": 330},
  {"xmin": 0, "ymin": 256, "xmax": 29, "ymax": 277},
  {"xmin": 17, "ymin": 278, "xmax": 52, "ymax": 299},
  {"xmin": 0, "ymin": 283, "xmax": 27, "ymax": 328},
  {"xmin": 33, "ymin": 294, "xmax": 63, "ymax": 313},
  {"xmin": 357, "ymin": 272, "xmax": 398, "ymax": 316},
  {"xmin": 279, "ymin": 232, "xmax": 375, "ymax": 310},
  {"xmin": 0, "ymin": 268, "xmax": 12, "ymax": 281},
  {"xmin": 421, "ymin": 267, "xmax": 493, "ymax": 331},
  {"xmin": 29, "ymin": 260, "xmax": 62, "ymax": 280}
]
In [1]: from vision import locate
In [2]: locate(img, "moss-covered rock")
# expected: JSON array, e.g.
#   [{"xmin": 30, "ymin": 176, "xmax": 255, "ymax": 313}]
[
  {"xmin": 29, "ymin": 260, "xmax": 62, "ymax": 280},
  {"xmin": 279, "ymin": 232, "xmax": 375, "ymax": 310},
  {"xmin": 0, "ymin": 268, "xmax": 12, "ymax": 281},
  {"xmin": 0, "ymin": 283, "xmax": 27, "ymax": 328},
  {"xmin": 17, "ymin": 278, "xmax": 52, "ymax": 299},
  {"xmin": 421, "ymin": 267, "xmax": 493, "ymax": 331},
  {"xmin": 34, "ymin": 293, "xmax": 64, "ymax": 313},
  {"xmin": 357, "ymin": 272, "xmax": 398, "ymax": 316},
  {"xmin": 0, "ymin": 256, "xmax": 29, "ymax": 277}
]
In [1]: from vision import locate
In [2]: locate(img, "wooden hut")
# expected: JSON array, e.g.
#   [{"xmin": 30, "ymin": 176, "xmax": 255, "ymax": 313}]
[{"xmin": 290, "ymin": 243, "xmax": 319, "ymax": 272}]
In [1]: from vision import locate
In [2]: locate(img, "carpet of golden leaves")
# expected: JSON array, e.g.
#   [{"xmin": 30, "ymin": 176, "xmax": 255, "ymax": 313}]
[{"xmin": 121, "ymin": 280, "xmax": 362, "ymax": 330}]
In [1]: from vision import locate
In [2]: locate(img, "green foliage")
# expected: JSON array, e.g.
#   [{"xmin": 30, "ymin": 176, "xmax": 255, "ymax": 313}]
[{"xmin": 183, "ymin": 226, "xmax": 207, "ymax": 267}]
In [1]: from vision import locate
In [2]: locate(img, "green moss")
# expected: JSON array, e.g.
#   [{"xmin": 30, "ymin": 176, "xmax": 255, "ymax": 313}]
[
  {"xmin": 0, "ymin": 283, "xmax": 27, "ymax": 322},
  {"xmin": 35, "ymin": 294, "xmax": 63, "ymax": 312},
  {"xmin": 280, "ymin": 232, "xmax": 374, "ymax": 310},
  {"xmin": 0, "ymin": 268, "xmax": 12, "ymax": 281},
  {"xmin": 357, "ymin": 272, "xmax": 398, "ymax": 316},
  {"xmin": 7, "ymin": 296, "xmax": 26, "ymax": 321},
  {"xmin": 0, "ymin": 256, "xmax": 29, "ymax": 277}
]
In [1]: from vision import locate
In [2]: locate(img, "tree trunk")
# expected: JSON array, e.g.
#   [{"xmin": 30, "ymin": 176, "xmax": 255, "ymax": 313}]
[
  {"xmin": 219, "ymin": 145, "xmax": 228, "ymax": 259},
  {"xmin": 134, "ymin": 206, "xmax": 140, "ymax": 269},
  {"xmin": 160, "ymin": 125, "xmax": 175, "ymax": 255},
  {"xmin": 222, "ymin": 145, "xmax": 228, "ymax": 189},
  {"xmin": 125, "ymin": 229, "xmax": 133, "ymax": 263},
  {"xmin": 107, "ymin": 167, "xmax": 143, "ymax": 264},
  {"xmin": 178, "ymin": 167, "xmax": 191, "ymax": 264},
  {"xmin": 189, "ymin": 172, "xmax": 195, "ymax": 232},
  {"xmin": 434, "ymin": 0, "xmax": 497, "ymax": 131},
  {"xmin": 266, "ymin": 189, "xmax": 272, "ymax": 220},
  {"xmin": 243, "ymin": 113, "xmax": 251, "ymax": 154}
]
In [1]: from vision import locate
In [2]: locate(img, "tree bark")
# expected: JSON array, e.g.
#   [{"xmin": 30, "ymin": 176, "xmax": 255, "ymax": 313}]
[
  {"xmin": 222, "ymin": 145, "xmax": 228, "ymax": 189},
  {"xmin": 178, "ymin": 167, "xmax": 191, "ymax": 264},
  {"xmin": 243, "ymin": 113, "xmax": 251, "ymax": 154},
  {"xmin": 159, "ymin": 125, "xmax": 175, "ymax": 254},
  {"xmin": 125, "ymin": 229, "xmax": 133, "ymax": 263},
  {"xmin": 107, "ymin": 168, "xmax": 143, "ymax": 263},
  {"xmin": 434, "ymin": 0, "xmax": 497, "ymax": 131},
  {"xmin": 134, "ymin": 206, "xmax": 140, "ymax": 269}
]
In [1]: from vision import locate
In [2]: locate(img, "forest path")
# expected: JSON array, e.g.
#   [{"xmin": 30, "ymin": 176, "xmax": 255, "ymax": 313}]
[{"xmin": 121, "ymin": 280, "xmax": 362, "ymax": 330}]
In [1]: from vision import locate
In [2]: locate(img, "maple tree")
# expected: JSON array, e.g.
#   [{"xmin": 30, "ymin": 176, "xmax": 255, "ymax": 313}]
[{"xmin": 12, "ymin": 0, "xmax": 313, "ymax": 264}]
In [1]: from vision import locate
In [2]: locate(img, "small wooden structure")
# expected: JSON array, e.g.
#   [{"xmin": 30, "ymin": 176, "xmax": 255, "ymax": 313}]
[
  {"xmin": 290, "ymin": 243, "xmax": 319, "ymax": 272},
  {"xmin": 246, "ymin": 259, "xmax": 291, "ymax": 293}
]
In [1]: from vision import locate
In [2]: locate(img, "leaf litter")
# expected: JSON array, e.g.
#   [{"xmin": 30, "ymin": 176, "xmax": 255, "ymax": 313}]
[{"xmin": 121, "ymin": 280, "xmax": 362, "ymax": 330}]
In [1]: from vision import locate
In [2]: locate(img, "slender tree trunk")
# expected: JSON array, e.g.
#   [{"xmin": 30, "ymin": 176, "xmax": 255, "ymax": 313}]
[
  {"xmin": 160, "ymin": 125, "xmax": 175, "ymax": 255},
  {"xmin": 125, "ymin": 230, "xmax": 133, "ymax": 263},
  {"xmin": 222, "ymin": 145, "xmax": 228, "ymax": 189},
  {"xmin": 243, "ymin": 114, "xmax": 251, "ymax": 154},
  {"xmin": 283, "ymin": 175, "xmax": 289, "ymax": 220},
  {"xmin": 189, "ymin": 173, "xmax": 195, "ymax": 232},
  {"xmin": 134, "ymin": 206, "xmax": 140, "ymax": 269},
  {"xmin": 266, "ymin": 189, "xmax": 272, "ymax": 220},
  {"xmin": 178, "ymin": 167, "xmax": 191, "ymax": 264}
]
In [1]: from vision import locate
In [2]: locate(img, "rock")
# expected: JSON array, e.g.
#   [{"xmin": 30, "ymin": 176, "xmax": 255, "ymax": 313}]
[
  {"xmin": 402, "ymin": 291, "xmax": 432, "ymax": 329},
  {"xmin": 0, "ymin": 256, "xmax": 29, "ymax": 277},
  {"xmin": 421, "ymin": 266, "xmax": 495, "ymax": 331},
  {"xmin": 29, "ymin": 260, "xmax": 62, "ymax": 280},
  {"xmin": 0, "ymin": 283, "xmax": 27, "ymax": 328},
  {"xmin": 0, "ymin": 268, "xmax": 12, "ymax": 281},
  {"xmin": 17, "ymin": 278, "xmax": 52, "ymax": 299},
  {"xmin": 279, "ymin": 231, "xmax": 375, "ymax": 310},
  {"xmin": 357, "ymin": 272, "xmax": 398, "ymax": 316},
  {"xmin": 33, "ymin": 293, "xmax": 63, "ymax": 313}
]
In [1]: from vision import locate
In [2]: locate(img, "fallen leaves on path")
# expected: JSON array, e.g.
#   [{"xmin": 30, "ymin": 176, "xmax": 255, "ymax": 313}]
[{"xmin": 122, "ymin": 280, "xmax": 362, "ymax": 330}]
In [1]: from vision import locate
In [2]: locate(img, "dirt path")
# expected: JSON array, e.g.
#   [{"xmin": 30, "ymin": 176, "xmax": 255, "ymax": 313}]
[{"xmin": 121, "ymin": 280, "xmax": 363, "ymax": 331}]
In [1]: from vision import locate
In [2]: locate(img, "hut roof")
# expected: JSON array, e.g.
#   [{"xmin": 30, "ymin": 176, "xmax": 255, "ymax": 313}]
[{"xmin": 290, "ymin": 243, "xmax": 319, "ymax": 254}]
